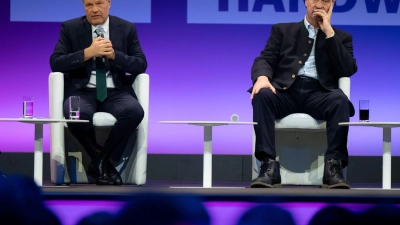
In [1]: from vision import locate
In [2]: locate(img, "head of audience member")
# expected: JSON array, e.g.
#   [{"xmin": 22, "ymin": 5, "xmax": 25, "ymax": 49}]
[
  {"xmin": 82, "ymin": 0, "xmax": 111, "ymax": 26},
  {"xmin": 308, "ymin": 205, "xmax": 356, "ymax": 225},
  {"xmin": 77, "ymin": 212, "xmax": 116, "ymax": 225},
  {"xmin": 113, "ymin": 193, "xmax": 210, "ymax": 225},
  {"xmin": 358, "ymin": 204, "xmax": 400, "ymax": 225},
  {"xmin": 236, "ymin": 204, "xmax": 295, "ymax": 225},
  {"xmin": 0, "ymin": 175, "xmax": 60, "ymax": 225}
]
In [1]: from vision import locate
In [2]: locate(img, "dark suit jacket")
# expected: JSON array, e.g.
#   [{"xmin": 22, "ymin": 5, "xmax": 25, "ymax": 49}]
[
  {"xmin": 50, "ymin": 15, "xmax": 147, "ymax": 100},
  {"xmin": 250, "ymin": 20, "xmax": 357, "ymax": 91}
]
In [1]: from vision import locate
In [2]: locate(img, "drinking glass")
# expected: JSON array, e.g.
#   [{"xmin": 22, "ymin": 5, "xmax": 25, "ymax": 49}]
[
  {"xmin": 359, "ymin": 100, "xmax": 369, "ymax": 122},
  {"xmin": 69, "ymin": 96, "xmax": 80, "ymax": 120},
  {"xmin": 23, "ymin": 96, "xmax": 34, "ymax": 118}
]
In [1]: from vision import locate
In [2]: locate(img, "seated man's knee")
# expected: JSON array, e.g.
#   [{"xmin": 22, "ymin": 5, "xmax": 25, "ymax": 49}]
[
  {"xmin": 253, "ymin": 88, "xmax": 275, "ymax": 101},
  {"xmin": 124, "ymin": 102, "xmax": 144, "ymax": 125},
  {"xmin": 331, "ymin": 91, "xmax": 349, "ymax": 106},
  {"xmin": 328, "ymin": 91, "xmax": 352, "ymax": 115}
]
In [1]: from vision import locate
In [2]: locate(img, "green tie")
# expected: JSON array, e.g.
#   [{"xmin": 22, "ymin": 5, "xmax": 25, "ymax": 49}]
[
  {"xmin": 95, "ymin": 27, "xmax": 107, "ymax": 102},
  {"xmin": 96, "ymin": 58, "xmax": 107, "ymax": 102}
]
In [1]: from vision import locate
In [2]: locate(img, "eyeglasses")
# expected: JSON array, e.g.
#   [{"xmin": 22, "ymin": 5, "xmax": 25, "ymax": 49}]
[
  {"xmin": 311, "ymin": 0, "xmax": 333, "ymax": 5},
  {"xmin": 84, "ymin": 1, "xmax": 107, "ymax": 10}
]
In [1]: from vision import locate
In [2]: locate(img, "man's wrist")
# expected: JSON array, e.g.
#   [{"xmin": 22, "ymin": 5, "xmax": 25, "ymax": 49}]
[
  {"xmin": 83, "ymin": 48, "xmax": 94, "ymax": 61},
  {"xmin": 257, "ymin": 75, "xmax": 269, "ymax": 81},
  {"xmin": 326, "ymin": 32, "xmax": 335, "ymax": 39}
]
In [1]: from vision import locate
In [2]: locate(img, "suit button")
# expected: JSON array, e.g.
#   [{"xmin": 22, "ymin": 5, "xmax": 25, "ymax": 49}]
[
  {"xmin": 291, "ymin": 74, "xmax": 295, "ymax": 79},
  {"xmin": 298, "ymin": 61, "xmax": 302, "ymax": 64},
  {"xmin": 303, "ymin": 53, "xmax": 307, "ymax": 57},
  {"xmin": 308, "ymin": 40, "xmax": 312, "ymax": 44},
  {"xmin": 283, "ymin": 87, "xmax": 287, "ymax": 90}
]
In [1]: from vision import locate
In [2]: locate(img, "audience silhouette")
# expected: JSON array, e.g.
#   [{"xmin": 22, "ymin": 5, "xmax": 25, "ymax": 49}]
[
  {"xmin": 236, "ymin": 204, "xmax": 296, "ymax": 225},
  {"xmin": 358, "ymin": 204, "xmax": 400, "ymax": 225},
  {"xmin": 4, "ymin": 175, "xmax": 400, "ymax": 225},
  {"xmin": 77, "ymin": 212, "xmax": 116, "ymax": 225},
  {"xmin": 113, "ymin": 194, "xmax": 210, "ymax": 225},
  {"xmin": 308, "ymin": 205, "xmax": 356, "ymax": 225},
  {"xmin": 0, "ymin": 175, "xmax": 60, "ymax": 225}
]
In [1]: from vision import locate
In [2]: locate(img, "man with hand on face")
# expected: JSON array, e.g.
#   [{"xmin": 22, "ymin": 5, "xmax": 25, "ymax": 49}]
[
  {"xmin": 50, "ymin": 0, "xmax": 147, "ymax": 185},
  {"xmin": 250, "ymin": 0, "xmax": 357, "ymax": 189}
]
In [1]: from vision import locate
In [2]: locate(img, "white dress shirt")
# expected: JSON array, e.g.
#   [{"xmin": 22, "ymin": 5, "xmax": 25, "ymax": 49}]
[
  {"xmin": 297, "ymin": 16, "xmax": 319, "ymax": 80},
  {"xmin": 87, "ymin": 17, "xmax": 115, "ymax": 88}
]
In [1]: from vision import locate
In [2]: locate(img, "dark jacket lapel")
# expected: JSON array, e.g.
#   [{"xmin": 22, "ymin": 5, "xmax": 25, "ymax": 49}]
[
  {"xmin": 78, "ymin": 17, "xmax": 93, "ymax": 76},
  {"xmin": 78, "ymin": 17, "xmax": 92, "ymax": 51},
  {"xmin": 109, "ymin": 15, "xmax": 123, "ymax": 51},
  {"xmin": 108, "ymin": 16, "xmax": 124, "ymax": 85}
]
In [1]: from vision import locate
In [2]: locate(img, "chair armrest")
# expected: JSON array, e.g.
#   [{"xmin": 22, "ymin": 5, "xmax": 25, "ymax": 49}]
[
  {"xmin": 48, "ymin": 72, "xmax": 67, "ymax": 184},
  {"xmin": 49, "ymin": 72, "xmax": 64, "ymax": 119},
  {"xmin": 339, "ymin": 77, "xmax": 350, "ymax": 99},
  {"xmin": 131, "ymin": 73, "xmax": 149, "ymax": 184},
  {"xmin": 133, "ymin": 73, "xmax": 150, "ymax": 110}
]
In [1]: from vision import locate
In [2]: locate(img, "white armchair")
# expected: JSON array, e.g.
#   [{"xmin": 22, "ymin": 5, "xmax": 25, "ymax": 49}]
[
  {"xmin": 252, "ymin": 77, "xmax": 350, "ymax": 185},
  {"xmin": 49, "ymin": 72, "xmax": 149, "ymax": 185}
]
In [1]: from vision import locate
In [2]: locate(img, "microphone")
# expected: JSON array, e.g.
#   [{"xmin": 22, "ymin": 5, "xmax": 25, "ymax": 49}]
[
  {"xmin": 230, "ymin": 114, "xmax": 239, "ymax": 122},
  {"xmin": 95, "ymin": 25, "xmax": 105, "ymax": 63},
  {"xmin": 95, "ymin": 25, "xmax": 105, "ymax": 38}
]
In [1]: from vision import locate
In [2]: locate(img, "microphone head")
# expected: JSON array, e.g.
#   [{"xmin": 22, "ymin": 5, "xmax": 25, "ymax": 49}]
[
  {"xmin": 96, "ymin": 25, "xmax": 105, "ymax": 38},
  {"xmin": 230, "ymin": 114, "xmax": 239, "ymax": 122}
]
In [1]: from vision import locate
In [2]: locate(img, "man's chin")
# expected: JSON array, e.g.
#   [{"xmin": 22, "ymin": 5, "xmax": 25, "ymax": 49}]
[
  {"xmin": 313, "ymin": 15, "xmax": 322, "ymax": 21},
  {"xmin": 89, "ymin": 17, "xmax": 104, "ymax": 25}
]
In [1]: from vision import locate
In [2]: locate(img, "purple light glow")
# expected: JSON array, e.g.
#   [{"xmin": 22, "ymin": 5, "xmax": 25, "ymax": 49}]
[
  {"xmin": 44, "ymin": 200, "xmax": 385, "ymax": 225},
  {"xmin": 204, "ymin": 201, "xmax": 258, "ymax": 225},
  {"xmin": 45, "ymin": 200, "xmax": 127, "ymax": 225}
]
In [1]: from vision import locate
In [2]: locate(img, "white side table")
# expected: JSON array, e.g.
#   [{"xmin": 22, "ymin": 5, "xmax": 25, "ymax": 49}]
[
  {"xmin": 159, "ymin": 121, "xmax": 257, "ymax": 188},
  {"xmin": 339, "ymin": 122, "xmax": 400, "ymax": 189},
  {"xmin": 0, "ymin": 118, "xmax": 89, "ymax": 186}
]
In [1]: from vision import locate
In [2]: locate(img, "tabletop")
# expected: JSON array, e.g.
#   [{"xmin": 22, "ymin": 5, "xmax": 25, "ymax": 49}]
[
  {"xmin": 0, "ymin": 118, "xmax": 89, "ymax": 124},
  {"xmin": 159, "ymin": 121, "xmax": 257, "ymax": 126},
  {"xmin": 339, "ymin": 122, "xmax": 400, "ymax": 128}
]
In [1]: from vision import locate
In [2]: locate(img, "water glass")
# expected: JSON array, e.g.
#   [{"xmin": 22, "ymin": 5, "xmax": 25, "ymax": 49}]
[
  {"xmin": 23, "ymin": 96, "xmax": 33, "ymax": 118},
  {"xmin": 359, "ymin": 100, "xmax": 369, "ymax": 122},
  {"xmin": 69, "ymin": 96, "xmax": 80, "ymax": 120}
]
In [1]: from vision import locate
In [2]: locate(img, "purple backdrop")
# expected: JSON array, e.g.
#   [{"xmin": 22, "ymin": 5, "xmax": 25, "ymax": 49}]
[{"xmin": 1, "ymin": 0, "xmax": 400, "ymax": 156}]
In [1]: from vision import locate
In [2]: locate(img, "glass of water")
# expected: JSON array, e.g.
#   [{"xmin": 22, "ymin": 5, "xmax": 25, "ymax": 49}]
[
  {"xmin": 69, "ymin": 96, "xmax": 80, "ymax": 120},
  {"xmin": 359, "ymin": 100, "xmax": 369, "ymax": 122},
  {"xmin": 23, "ymin": 96, "xmax": 34, "ymax": 118}
]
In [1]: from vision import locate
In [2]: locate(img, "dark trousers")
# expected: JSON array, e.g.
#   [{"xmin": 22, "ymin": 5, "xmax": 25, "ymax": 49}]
[
  {"xmin": 63, "ymin": 88, "xmax": 144, "ymax": 160},
  {"xmin": 252, "ymin": 77, "xmax": 351, "ymax": 167}
]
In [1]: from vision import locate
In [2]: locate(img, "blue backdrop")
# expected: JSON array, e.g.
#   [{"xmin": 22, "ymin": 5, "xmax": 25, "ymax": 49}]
[{"xmin": 1, "ymin": 0, "xmax": 400, "ymax": 156}]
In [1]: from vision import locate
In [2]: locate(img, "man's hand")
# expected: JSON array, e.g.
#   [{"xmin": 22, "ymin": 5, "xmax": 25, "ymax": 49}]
[
  {"xmin": 84, "ymin": 37, "xmax": 115, "ymax": 61},
  {"xmin": 250, "ymin": 76, "xmax": 276, "ymax": 100},
  {"xmin": 313, "ymin": 0, "xmax": 335, "ymax": 37},
  {"xmin": 102, "ymin": 39, "xmax": 115, "ymax": 60}
]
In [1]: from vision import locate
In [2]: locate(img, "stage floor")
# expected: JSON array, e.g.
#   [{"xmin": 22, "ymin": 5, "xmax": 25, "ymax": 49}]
[
  {"xmin": 40, "ymin": 181, "xmax": 400, "ymax": 225},
  {"xmin": 41, "ymin": 180, "xmax": 400, "ymax": 203}
]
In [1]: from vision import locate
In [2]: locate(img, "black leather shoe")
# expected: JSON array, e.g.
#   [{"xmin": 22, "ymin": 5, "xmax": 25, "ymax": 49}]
[
  {"xmin": 251, "ymin": 159, "xmax": 282, "ymax": 188},
  {"xmin": 107, "ymin": 161, "xmax": 123, "ymax": 186},
  {"xmin": 95, "ymin": 154, "xmax": 114, "ymax": 185},
  {"xmin": 322, "ymin": 159, "xmax": 350, "ymax": 189}
]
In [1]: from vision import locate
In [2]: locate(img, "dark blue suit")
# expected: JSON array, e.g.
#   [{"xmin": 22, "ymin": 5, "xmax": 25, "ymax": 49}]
[
  {"xmin": 50, "ymin": 15, "xmax": 147, "ymax": 159},
  {"xmin": 251, "ymin": 21, "xmax": 357, "ymax": 167}
]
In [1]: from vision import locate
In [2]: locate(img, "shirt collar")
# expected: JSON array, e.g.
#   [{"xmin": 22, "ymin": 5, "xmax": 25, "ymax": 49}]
[{"xmin": 304, "ymin": 15, "xmax": 318, "ymax": 32}]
